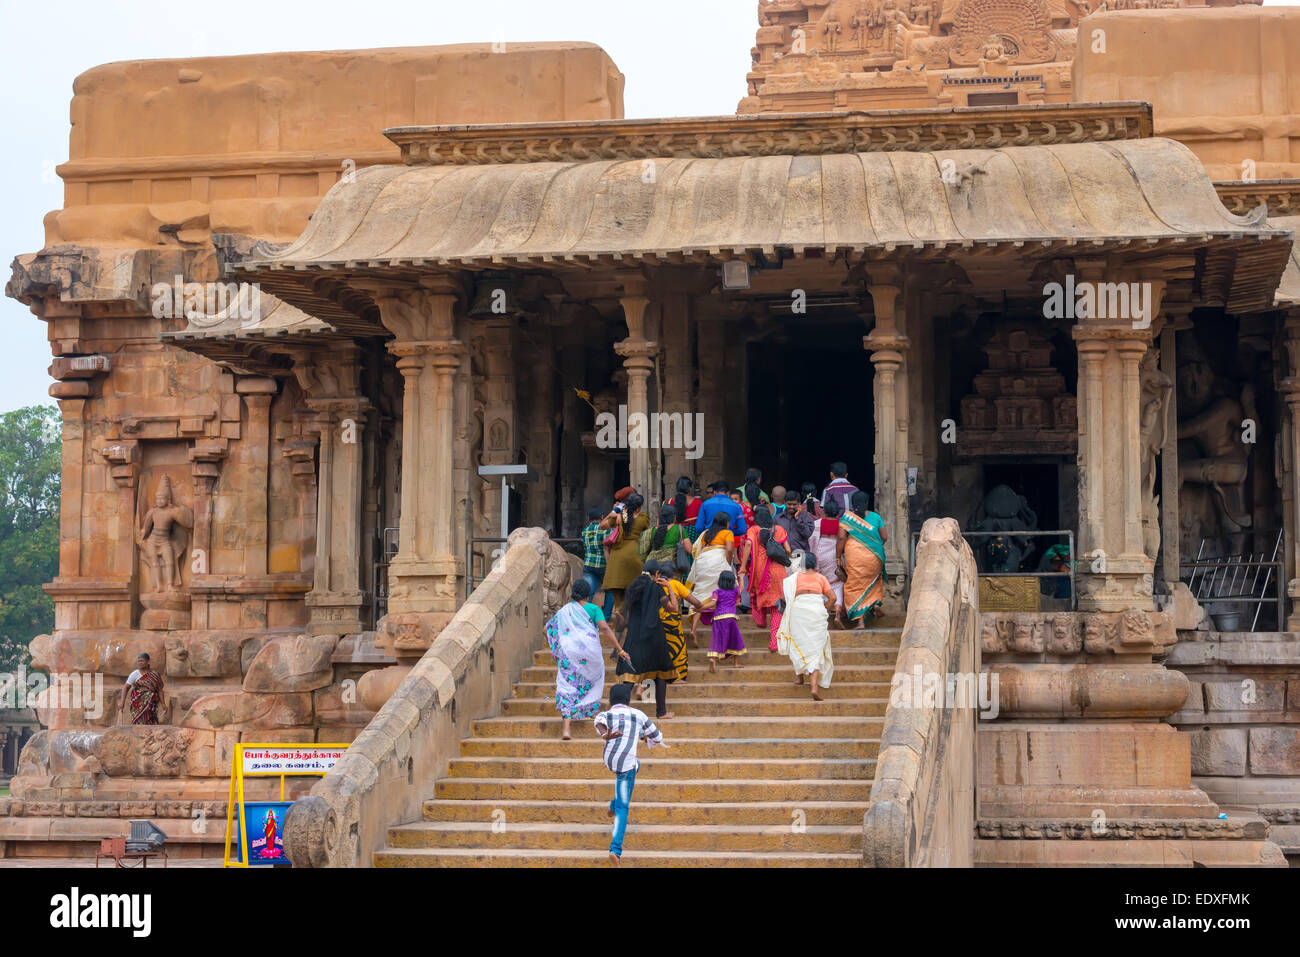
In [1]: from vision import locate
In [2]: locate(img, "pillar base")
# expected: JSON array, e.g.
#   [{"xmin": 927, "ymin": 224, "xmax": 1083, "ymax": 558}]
[
  {"xmin": 376, "ymin": 611, "xmax": 456, "ymax": 659},
  {"xmin": 305, "ymin": 590, "xmax": 367, "ymax": 635},
  {"xmin": 1076, "ymin": 556, "xmax": 1154, "ymax": 613},
  {"xmin": 386, "ymin": 556, "xmax": 462, "ymax": 617}
]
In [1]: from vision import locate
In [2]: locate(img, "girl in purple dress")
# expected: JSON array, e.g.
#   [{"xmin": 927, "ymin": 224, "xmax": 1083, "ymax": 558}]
[{"xmin": 703, "ymin": 570, "xmax": 746, "ymax": 672}]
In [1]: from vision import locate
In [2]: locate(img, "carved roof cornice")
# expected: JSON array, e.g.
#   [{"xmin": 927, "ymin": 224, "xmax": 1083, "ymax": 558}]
[
  {"xmin": 384, "ymin": 102, "xmax": 1153, "ymax": 166},
  {"xmin": 1214, "ymin": 179, "xmax": 1300, "ymax": 217}
]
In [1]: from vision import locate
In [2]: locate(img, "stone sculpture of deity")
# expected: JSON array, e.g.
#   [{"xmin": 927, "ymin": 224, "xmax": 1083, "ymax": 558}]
[
  {"xmin": 137, "ymin": 475, "xmax": 194, "ymax": 595},
  {"xmin": 1177, "ymin": 336, "xmax": 1253, "ymax": 558}
]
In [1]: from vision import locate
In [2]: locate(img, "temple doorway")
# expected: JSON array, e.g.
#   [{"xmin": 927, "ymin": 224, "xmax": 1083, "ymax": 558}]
[{"xmin": 746, "ymin": 325, "xmax": 875, "ymax": 498}]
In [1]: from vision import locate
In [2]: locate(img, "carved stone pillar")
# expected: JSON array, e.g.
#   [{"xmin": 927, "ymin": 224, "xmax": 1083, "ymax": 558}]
[
  {"xmin": 294, "ymin": 349, "xmax": 371, "ymax": 636},
  {"xmin": 476, "ymin": 318, "xmax": 516, "ymax": 538},
  {"xmin": 1071, "ymin": 278, "xmax": 1164, "ymax": 613},
  {"xmin": 696, "ymin": 317, "xmax": 726, "ymax": 485},
  {"xmin": 1283, "ymin": 316, "xmax": 1300, "ymax": 629},
  {"xmin": 864, "ymin": 272, "xmax": 910, "ymax": 613},
  {"xmin": 661, "ymin": 291, "xmax": 694, "ymax": 495},
  {"xmin": 615, "ymin": 276, "xmax": 657, "ymax": 498},
  {"xmin": 235, "ymin": 376, "xmax": 278, "ymax": 579},
  {"xmin": 187, "ymin": 438, "xmax": 228, "ymax": 629},
  {"xmin": 371, "ymin": 279, "xmax": 466, "ymax": 652}
]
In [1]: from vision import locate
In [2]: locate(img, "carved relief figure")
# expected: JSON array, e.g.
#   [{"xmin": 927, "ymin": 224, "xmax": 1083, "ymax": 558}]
[
  {"xmin": 1177, "ymin": 336, "xmax": 1253, "ymax": 558},
  {"xmin": 137, "ymin": 475, "xmax": 193, "ymax": 594}
]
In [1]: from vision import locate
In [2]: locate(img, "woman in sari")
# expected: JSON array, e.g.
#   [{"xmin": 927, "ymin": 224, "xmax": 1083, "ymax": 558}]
[
  {"xmin": 837, "ymin": 489, "xmax": 887, "ymax": 629},
  {"xmin": 613, "ymin": 570, "xmax": 677, "ymax": 719},
  {"xmin": 647, "ymin": 560, "xmax": 702, "ymax": 683},
  {"xmin": 120, "ymin": 653, "xmax": 164, "ymax": 725},
  {"xmin": 638, "ymin": 504, "xmax": 687, "ymax": 575},
  {"xmin": 808, "ymin": 497, "xmax": 844, "ymax": 614},
  {"xmin": 776, "ymin": 551, "xmax": 838, "ymax": 700},
  {"xmin": 546, "ymin": 580, "xmax": 631, "ymax": 739},
  {"xmin": 671, "ymin": 476, "xmax": 703, "ymax": 529},
  {"xmin": 601, "ymin": 491, "xmax": 649, "ymax": 612},
  {"xmin": 738, "ymin": 505, "xmax": 790, "ymax": 651},
  {"xmin": 687, "ymin": 512, "xmax": 736, "ymax": 644}
]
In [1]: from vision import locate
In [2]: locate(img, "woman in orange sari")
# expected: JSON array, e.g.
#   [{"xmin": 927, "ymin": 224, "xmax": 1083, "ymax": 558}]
[
  {"xmin": 837, "ymin": 490, "xmax": 887, "ymax": 629},
  {"xmin": 738, "ymin": 505, "xmax": 791, "ymax": 650}
]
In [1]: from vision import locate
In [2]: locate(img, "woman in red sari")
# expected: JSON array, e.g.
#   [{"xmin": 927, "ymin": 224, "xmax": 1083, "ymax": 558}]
[
  {"xmin": 738, "ymin": 505, "xmax": 791, "ymax": 650},
  {"xmin": 120, "ymin": 653, "xmax": 164, "ymax": 725}
]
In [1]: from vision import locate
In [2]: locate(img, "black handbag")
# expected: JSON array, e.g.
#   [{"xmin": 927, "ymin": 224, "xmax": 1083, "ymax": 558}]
[{"xmin": 763, "ymin": 528, "xmax": 791, "ymax": 567}]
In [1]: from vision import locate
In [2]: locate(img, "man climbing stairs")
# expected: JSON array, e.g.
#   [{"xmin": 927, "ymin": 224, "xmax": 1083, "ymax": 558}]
[{"xmin": 374, "ymin": 621, "xmax": 902, "ymax": 866}]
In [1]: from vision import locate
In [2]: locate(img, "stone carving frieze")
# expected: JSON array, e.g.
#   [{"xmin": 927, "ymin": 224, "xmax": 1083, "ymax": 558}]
[{"xmin": 981, "ymin": 610, "xmax": 1176, "ymax": 656}]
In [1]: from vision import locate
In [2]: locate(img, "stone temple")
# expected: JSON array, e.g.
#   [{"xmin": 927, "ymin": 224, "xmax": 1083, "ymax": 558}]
[{"xmin": 3, "ymin": 1, "xmax": 1300, "ymax": 866}]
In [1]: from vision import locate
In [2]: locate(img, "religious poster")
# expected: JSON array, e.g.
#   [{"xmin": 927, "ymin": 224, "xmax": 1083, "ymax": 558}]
[{"xmin": 233, "ymin": 801, "xmax": 292, "ymax": 864}]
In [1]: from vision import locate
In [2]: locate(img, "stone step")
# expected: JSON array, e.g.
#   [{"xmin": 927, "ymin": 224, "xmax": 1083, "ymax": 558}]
[
  {"xmin": 373, "ymin": 846, "xmax": 859, "ymax": 867},
  {"xmin": 443, "ymin": 756, "xmax": 875, "ymax": 781},
  {"xmin": 457, "ymin": 737, "xmax": 879, "ymax": 759},
  {"xmin": 385, "ymin": 821, "xmax": 862, "ymax": 853},
  {"xmin": 433, "ymin": 777, "xmax": 873, "ymax": 803},
  {"xmin": 511, "ymin": 680, "xmax": 892, "ymax": 700},
  {"xmin": 529, "ymin": 647, "xmax": 897, "ymax": 667},
  {"xmin": 421, "ymin": 798, "xmax": 872, "ymax": 826},
  {"xmin": 470, "ymin": 714, "xmax": 885, "ymax": 739},
  {"xmin": 519, "ymin": 664, "xmax": 897, "ymax": 683},
  {"xmin": 500, "ymin": 696, "xmax": 885, "ymax": 717}
]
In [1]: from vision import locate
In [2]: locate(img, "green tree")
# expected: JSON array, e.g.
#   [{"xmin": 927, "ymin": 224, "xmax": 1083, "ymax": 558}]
[{"xmin": 0, "ymin": 405, "xmax": 60, "ymax": 674}]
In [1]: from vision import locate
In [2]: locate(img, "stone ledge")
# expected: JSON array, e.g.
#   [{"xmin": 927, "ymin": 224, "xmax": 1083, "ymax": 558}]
[{"xmin": 976, "ymin": 816, "xmax": 1268, "ymax": 840}]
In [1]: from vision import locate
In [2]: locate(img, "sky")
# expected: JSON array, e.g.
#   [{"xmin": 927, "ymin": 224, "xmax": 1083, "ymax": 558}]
[{"xmin": 0, "ymin": 0, "xmax": 1295, "ymax": 414}]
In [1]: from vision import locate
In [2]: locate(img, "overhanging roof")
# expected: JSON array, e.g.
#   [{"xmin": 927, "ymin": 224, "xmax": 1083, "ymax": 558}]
[
  {"xmin": 1273, "ymin": 214, "xmax": 1300, "ymax": 308},
  {"xmin": 236, "ymin": 135, "xmax": 1293, "ymax": 319}
]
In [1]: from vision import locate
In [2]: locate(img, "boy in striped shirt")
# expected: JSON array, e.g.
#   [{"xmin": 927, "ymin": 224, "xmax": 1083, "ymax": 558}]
[{"xmin": 594, "ymin": 682, "xmax": 670, "ymax": 866}]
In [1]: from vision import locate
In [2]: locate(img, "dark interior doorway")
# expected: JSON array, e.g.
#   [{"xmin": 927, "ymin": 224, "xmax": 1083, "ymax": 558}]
[
  {"xmin": 747, "ymin": 325, "xmax": 875, "ymax": 499},
  {"xmin": 981, "ymin": 463, "xmax": 1060, "ymax": 530}
]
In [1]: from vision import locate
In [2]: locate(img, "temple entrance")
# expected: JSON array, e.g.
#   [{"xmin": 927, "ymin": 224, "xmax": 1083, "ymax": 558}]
[{"xmin": 746, "ymin": 325, "xmax": 875, "ymax": 497}]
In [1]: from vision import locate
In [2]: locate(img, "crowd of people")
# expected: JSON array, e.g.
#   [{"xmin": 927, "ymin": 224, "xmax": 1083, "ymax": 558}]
[{"xmin": 545, "ymin": 463, "xmax": 890, "ymax": 863}]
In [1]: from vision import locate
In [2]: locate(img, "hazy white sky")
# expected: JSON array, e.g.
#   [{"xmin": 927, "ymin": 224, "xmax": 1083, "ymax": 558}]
[{"xmin": 0, "ymin": 0, "xmax": 1295, "ymax": 414}]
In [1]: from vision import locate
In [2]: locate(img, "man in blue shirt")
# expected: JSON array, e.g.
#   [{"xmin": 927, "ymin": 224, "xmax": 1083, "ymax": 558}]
[{"xmin": 694, "ymin": 480, "xmax": 747, "ymax": 537}]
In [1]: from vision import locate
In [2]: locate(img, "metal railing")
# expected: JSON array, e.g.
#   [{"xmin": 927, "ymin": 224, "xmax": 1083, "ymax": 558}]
[
  {"xmin": 909, "ymin": 528, "xmax": 1076, "ymax": 611},
  {"xmin": 1183, "ymin": 530, "xmax": 1285, "ymax": 632}
]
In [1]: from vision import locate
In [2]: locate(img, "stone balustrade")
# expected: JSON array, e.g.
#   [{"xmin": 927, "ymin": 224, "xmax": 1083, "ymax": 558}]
[
  {"xmin": 282, "ymin": 529, "xmax": 577, "ymax": 868},
  {"xmin": 863, "ymin": 517, "xmax": 980, "ymax": 868}
]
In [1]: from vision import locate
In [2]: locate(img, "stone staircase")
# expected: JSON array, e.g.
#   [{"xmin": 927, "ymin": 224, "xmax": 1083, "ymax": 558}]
[{"xmin": 374, "ymin": 621, "xmax": 902, "ymax": 866}]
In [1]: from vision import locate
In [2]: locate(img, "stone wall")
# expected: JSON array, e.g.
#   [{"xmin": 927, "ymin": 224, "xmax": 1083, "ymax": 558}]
[
  {"xmin": 1168, "ymin": 630, "xmax": 1300, "ymax": 861},
  {"xmin": 863, "ymin": 517, "xmax": 980, "ymax": 867},
  {"xmin": 1074, "ymin": 6, "xmax": 1300, "ymax": 181},
  {"xmin": 283, "ymin": 529, "xmax": 576, "ymax": 868}
]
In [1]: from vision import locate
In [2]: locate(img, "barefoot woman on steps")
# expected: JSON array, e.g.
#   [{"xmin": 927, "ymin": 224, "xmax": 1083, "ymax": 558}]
[
  {"xmin": 545, "ymin": 580, "xmax": 631, "ymax": 740},
  {"xmin": 776, "ymin": 551, "xmax": 838, "ymax": 700},
  {"xmin": 613, "ymin": 568, "xmax": 678, "ymax": 720}
]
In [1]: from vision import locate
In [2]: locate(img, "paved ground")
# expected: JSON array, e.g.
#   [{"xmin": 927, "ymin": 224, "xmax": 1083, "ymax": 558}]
[{"xmin": 0, "ymin": 857, "xmax": 224, "ymax": 868}]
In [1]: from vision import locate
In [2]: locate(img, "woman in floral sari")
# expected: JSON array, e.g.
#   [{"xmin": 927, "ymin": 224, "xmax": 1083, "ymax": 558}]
[
  {"xmin": 837, "ymin": 490, "xmax": 887, "ymax": 629},
  {"xmin": 687, "ymin": 512, "xmax": 736, "ymax": 645},
  {"xmin": 545, "ymin": 580, "xmax": 630, "ymax": 739},
  {"xmin": 738, "ymin": 505, "xmax": 790, "ymax": 650}
]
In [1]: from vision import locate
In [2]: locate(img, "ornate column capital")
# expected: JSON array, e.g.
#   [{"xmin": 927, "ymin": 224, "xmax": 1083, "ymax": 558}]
[
  {"xmin": 97, "ymin": 440, "xmax": 140, "ymax": 490},
  {"xmin": 188, "ymin": 438, "xmax": 229, "ymax": 498}
]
